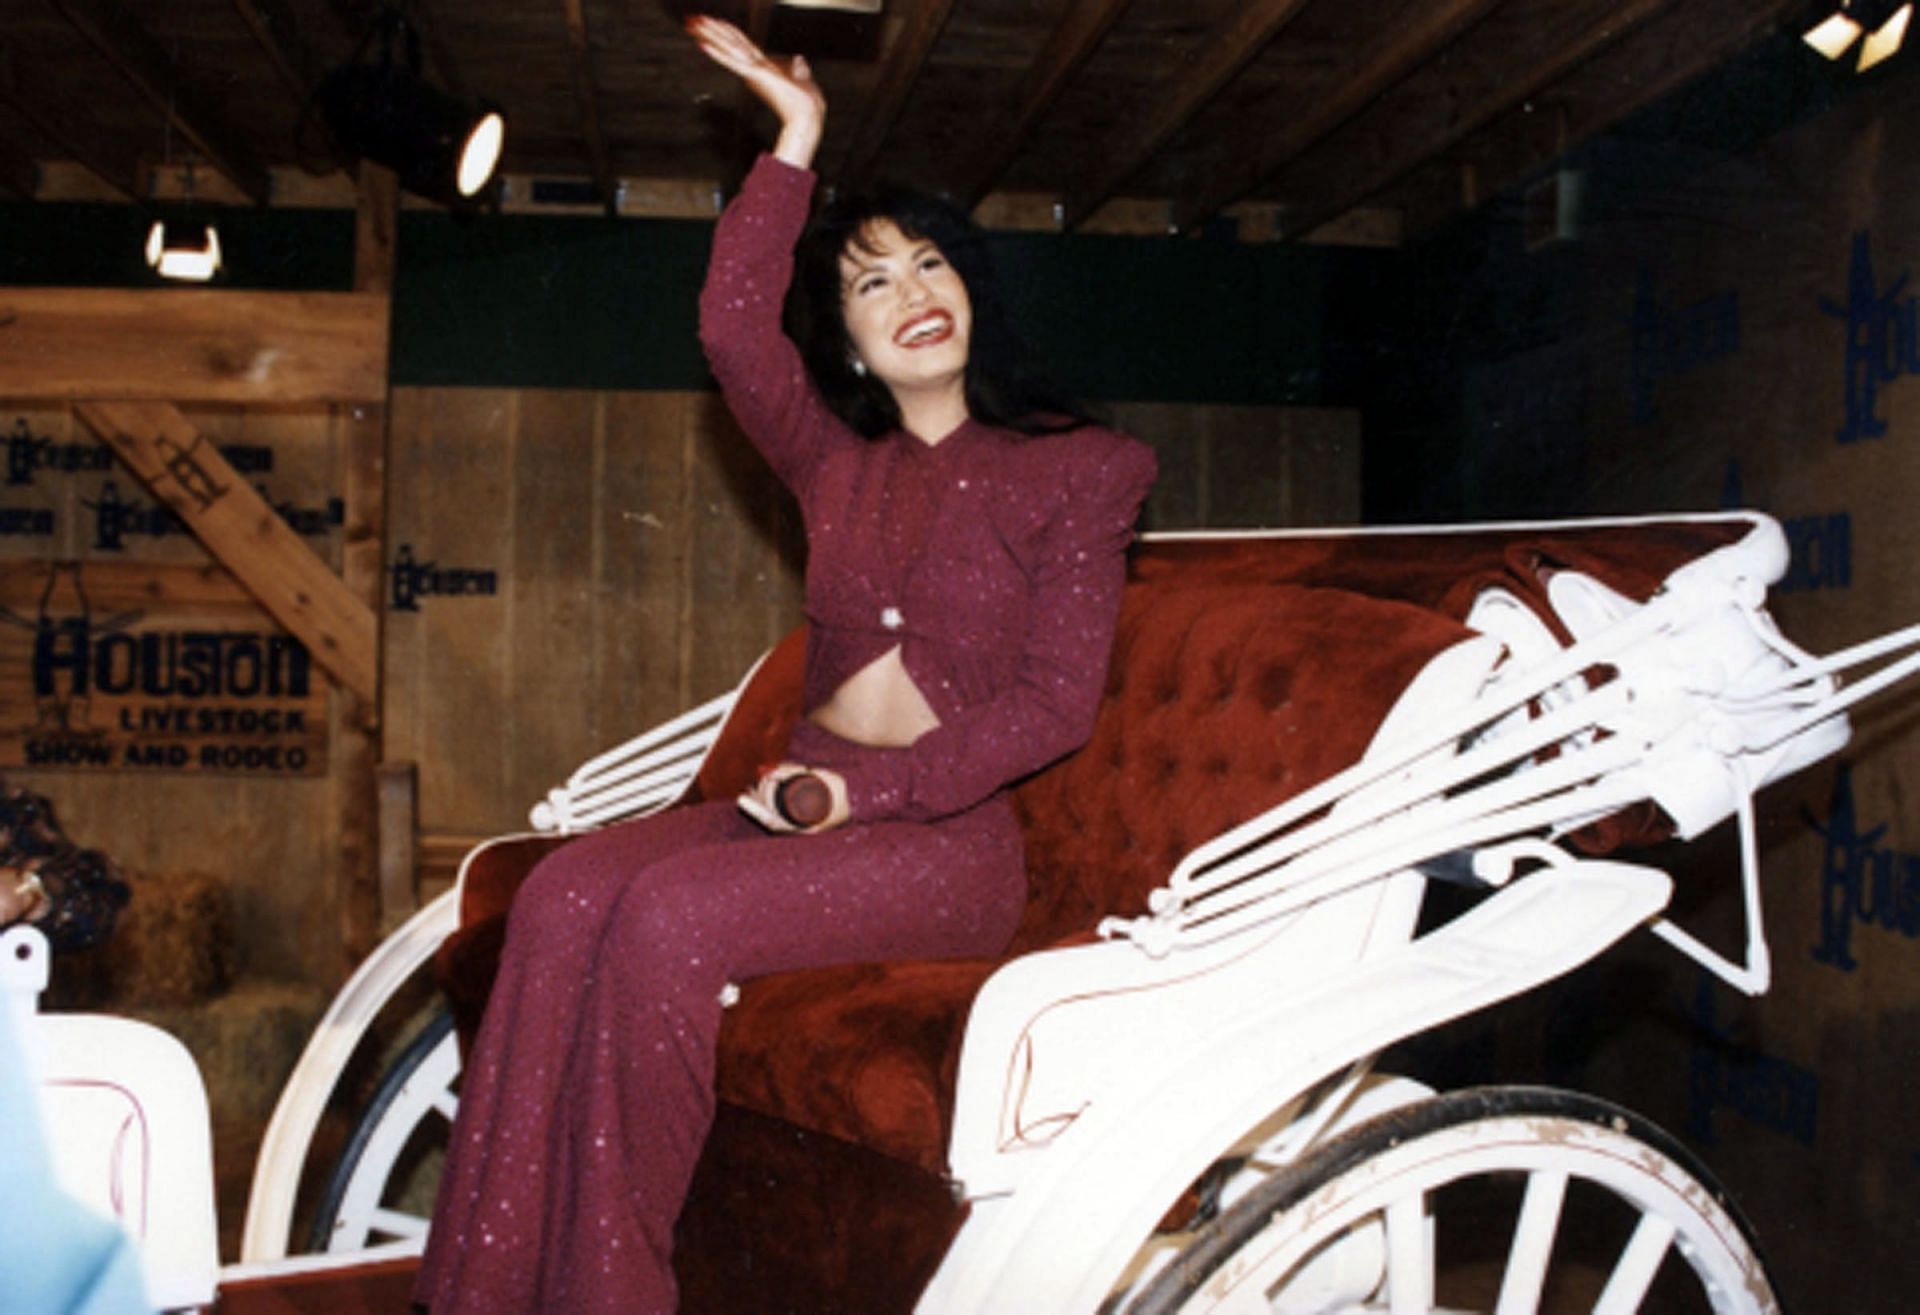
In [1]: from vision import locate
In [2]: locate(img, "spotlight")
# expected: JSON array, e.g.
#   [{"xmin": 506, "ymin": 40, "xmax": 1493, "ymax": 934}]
[
  {"xmin": 145, "ymin": 218, "xmax": 222, "ymax": 282},
  {"xmin": 1803, "ymin": 1, "xmax": 1912, "ymax": 71},
  {"xmin": 317, "ymin": 11, "xmax": 505, "ymax": 204}
]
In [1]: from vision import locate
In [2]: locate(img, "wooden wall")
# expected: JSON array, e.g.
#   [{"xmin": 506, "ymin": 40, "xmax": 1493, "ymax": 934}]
[
  {"xmin": 0, "ymin": 403, "xmax": 349, "ymax": 980},
  {"xmin": 3, "ymin": 390, "xmax": 1357, "ymax": 976}
]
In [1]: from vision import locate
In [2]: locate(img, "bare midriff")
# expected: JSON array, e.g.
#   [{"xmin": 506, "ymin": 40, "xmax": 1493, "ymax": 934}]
[{"xmin": 808, "ymin": 644, "xmax": 942, "ymax": 748}]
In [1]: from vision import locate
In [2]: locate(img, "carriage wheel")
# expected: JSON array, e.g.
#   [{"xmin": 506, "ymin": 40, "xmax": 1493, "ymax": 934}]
[
  {"xmin": 1122, "ymin": 1086, "xmax": 1777, "ymax": 1315},
  {"xmin": 307, "ymin": 1008, "xmax": 461, "ymax": 1253}
]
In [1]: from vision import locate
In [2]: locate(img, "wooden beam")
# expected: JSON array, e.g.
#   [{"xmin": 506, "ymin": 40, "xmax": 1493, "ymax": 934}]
[
  {"xmin": 1399, "ymin": 0, "xmax": 1801, "ymax": 237},
  {"xmin": 951, "ymin": 0, "xmax": 1135, "ymax": 207},
  {"xmin": 834, "ymin": 0, "xmax": 958, "ymax": 192},
  {"xmin": 48, "ymin": 0, "xmax": 274, "ymax": 206},
  {"xmin": 1170, "ymin": 0, "xmax": 1502, "ymax": 234},
  {"xmin": 1060, "ymin": 0, "xmax": 1312, "ymax": 231},
  {"xmin": 72, "ymin": 399, "xmax": 379, "ymax": 704},
  {"xmin": 716, "ymin": 0, "xmax": 780, "ymax": 195},
  {"xmin": 0, "ymin": 289, "xmax": 389, "ymax": 406},
  {"xmin": 561, "ymin": 0, "xmax": 617, "ymax": 215},
  {"xmin": 0, "ymin": 47, "xmax": 144, "ymax": 201},
  {"xmin": 230, "ymin": 0, "xmax": 323, "ymax": 106},
  {"xmin": 1278, "ymin": 0, "xmax": 1673, "ymax": 241},
  {"xmin": 336, "ymin": 157, "xmax": 396, "ymax": 960}
]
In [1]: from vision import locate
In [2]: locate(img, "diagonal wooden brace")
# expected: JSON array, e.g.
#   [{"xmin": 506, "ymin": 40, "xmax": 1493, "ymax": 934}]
[{"xmin": 74, "ymin": 399, "xmax": 379, "ymax": 704}]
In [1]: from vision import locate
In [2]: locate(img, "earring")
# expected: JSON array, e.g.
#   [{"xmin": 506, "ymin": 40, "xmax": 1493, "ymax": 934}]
[{"xmin": 851, "ymin": 358, "xmax": 868, "ymax": 377}]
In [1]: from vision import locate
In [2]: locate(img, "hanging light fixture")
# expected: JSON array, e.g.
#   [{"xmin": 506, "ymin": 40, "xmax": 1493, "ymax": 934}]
[
  {"xmin": 145, "ymin": 162, "xmax": 221, "ymax": 283},
  {"xmin": 1803, "ymin": 0, "xmax": 1912, "ymax": 71},
  {"xmin": 145, "ymin": 218, "xmax": 223, "ymax": 282},
  {"xmin": 316, "ymin": 7, "xmax": 506, "ymax": 204}
]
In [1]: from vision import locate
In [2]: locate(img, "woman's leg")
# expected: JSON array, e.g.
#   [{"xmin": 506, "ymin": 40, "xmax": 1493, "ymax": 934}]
[
  {"xmin": 541, "ymin": 804, "xmax": 1026, "ymax": 1314},
  {"xmin": 416, "ymin": 800, "xmax": 759, "ymax": 1314}
]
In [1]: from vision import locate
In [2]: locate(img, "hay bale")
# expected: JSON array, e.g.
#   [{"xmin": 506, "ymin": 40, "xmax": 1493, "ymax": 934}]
[{"xmin": 49, "ymin": 869, "xmax": 231, "ymax": 1008}]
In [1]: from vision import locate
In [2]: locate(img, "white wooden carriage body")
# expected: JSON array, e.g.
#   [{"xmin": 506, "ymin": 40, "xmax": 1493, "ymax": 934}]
[{"xmin": 26, "ymin": 512, "xmax": 1920, "ymax": 1312}]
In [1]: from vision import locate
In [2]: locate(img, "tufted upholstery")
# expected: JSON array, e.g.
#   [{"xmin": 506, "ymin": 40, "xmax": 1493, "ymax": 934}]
[{"xmin": 438, "ymin": 520, "xmax": 1750, "ymax": 1314}]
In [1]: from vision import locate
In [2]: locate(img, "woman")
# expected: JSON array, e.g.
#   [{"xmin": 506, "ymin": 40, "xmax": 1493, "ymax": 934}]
[{"xmin": 414, "ymin": 18, "xmax": 1155, "ymax": 1312}]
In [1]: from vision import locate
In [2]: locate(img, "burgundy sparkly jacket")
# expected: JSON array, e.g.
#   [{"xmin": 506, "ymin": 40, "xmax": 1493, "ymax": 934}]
[{"xmin": 699, "ymin": 154, "xmax": 1157, "ymax": 824}]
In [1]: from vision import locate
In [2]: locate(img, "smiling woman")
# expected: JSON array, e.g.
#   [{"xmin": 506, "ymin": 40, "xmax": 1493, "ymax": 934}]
[{"xmin": 411, "ymin": 16, "xmax": 1154, "ymax": 1314}]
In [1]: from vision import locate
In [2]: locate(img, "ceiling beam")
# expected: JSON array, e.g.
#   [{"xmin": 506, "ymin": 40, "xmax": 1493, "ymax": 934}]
[
  {"xmin": 1399, "ymin": 0, "xmax": 1802, "ymax": 237},
  {"xmin": 48, "ymin": 0, "xmax": 274, "ymax": 205},
  {"xmin": 1059, "ymin": 0, "xmax": 1312, "ymax": 231},
  {"xmin": 561, "ymin": 0, "xmax": 617, "ymax": 214},
  {"xmin": 718, "ymin": 0, "xmax": 778, "ymax": 194},
  {"xmin": 230, "ymin": 0, "xmax": 322, "ymax": 105},
  {"xmin": 1279, "ymin": 0, "xmax": 1672, "ymax": 241},
  {"xmin": 834, "ymin": 0, "xmax": 959, "ymax": 192},
  {"xmin": 950, "ymin": 0, "xmax": 1135, "ymax": 208},
  {"xmin": 0, "ymin": 47, "xmax": 144, "ymax": 201},
  {"xmin": 1170, "ymin": 0, "xmax": 1503, "ymax": 234}
]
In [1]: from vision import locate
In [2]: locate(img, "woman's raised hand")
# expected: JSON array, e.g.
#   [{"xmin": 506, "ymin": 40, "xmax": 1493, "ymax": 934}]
[{"xmin": 687, "ymin": 15, "xmax": 825, "ymax": 170}]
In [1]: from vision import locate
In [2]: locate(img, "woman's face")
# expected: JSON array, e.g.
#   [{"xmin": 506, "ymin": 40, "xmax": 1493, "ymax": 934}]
[{"xmin": 838, "ymin": 219, "xmax": 973, "ymax": 401}]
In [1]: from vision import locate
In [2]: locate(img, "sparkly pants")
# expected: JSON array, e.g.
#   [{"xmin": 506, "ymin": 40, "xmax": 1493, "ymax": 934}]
[{"xmin": 413, "ymin": 726, "xmax": 1028, "ymax": 1314}]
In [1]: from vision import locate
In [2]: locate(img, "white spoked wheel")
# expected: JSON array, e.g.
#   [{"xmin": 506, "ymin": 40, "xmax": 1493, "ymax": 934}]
[
  {"xmin": 1122, "ymin": 1085, "xmax": 1777, "ymax": 1315},
  {"xmin": 307, "ymin": 1008, "xmax": 461, "ymax": 1254}
]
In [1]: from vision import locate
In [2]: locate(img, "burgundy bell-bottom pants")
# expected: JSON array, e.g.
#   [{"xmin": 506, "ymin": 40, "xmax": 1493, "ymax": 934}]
[{"xmin": 414, "ymin": 726, "xmax": 1027, "ymax": 1314}]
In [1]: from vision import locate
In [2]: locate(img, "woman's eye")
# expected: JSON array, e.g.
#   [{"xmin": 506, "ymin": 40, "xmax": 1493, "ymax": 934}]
[{"xmin": 856, "ymin": 276, "xmax": 886, "ymax": 295}]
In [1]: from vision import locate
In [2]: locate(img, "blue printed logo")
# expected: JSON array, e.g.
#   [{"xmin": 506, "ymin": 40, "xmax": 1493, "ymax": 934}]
[{"xmin": 1819, "ymin": 229, "xmax": 1920, "ymax": 444}]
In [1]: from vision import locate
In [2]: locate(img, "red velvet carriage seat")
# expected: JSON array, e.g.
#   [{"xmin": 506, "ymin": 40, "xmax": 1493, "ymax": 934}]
[{"xmin": 436, "ymin": 519, "xmax": 1746, "ymax": 1314}]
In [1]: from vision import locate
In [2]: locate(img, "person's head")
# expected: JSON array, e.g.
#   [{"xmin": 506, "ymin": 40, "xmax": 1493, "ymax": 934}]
[{"xmin": 789, "ymin": 186, "xmax": 1094, "ymax": 439}]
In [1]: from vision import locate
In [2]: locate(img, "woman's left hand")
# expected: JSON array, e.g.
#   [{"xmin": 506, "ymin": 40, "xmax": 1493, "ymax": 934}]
[{"xmin": 738, "ymin": 764, "xmax": 850, "ymax": 833}]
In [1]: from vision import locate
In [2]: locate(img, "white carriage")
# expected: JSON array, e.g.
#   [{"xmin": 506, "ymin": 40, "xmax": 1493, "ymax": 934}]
[{"xmin": 14, "ymin": 511, "xmax": 1915, "ymax": 1313}]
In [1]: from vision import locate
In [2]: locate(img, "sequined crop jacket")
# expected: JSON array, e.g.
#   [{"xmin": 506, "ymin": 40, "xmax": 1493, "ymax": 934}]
[{"xmin": 699, "ymin": 154, "xmax": 1156, "ymax": 823}]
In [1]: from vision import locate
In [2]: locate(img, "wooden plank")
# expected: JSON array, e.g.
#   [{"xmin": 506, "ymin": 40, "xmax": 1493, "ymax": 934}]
[
  {"xmin": 685, "ymin": 390, "xmax": 801, "ymax": 702},
  {"xmin": 1060, "ymin": 0, "xmax": 1313, "ymax": 231},
  {"xmin": 834, "ymin": 0, "xmax": 959, "ymax": 191},
  {"xmin": 73, "ymin": 400, "xmax": 378, "ymax": 703},
  {"xmin": 950, "ymin": 0, "xmax": 1134, "ymax": 207},
  {"xmin": 1170, "ymin": 0, "xmax": 1503, "ymax": 234},
  {"xmin": 561, "ymin": 0, "xmax": 618, "ymax": 215},
  {"xmin": 600, "ymin": 391, "xmax": 699, "ymax": 741},
  {"xmin": 0, "ymin": 49, "xmax": 143, "ymax": 201},
  {"xmin": 508, "ymin": 389, "xmax": 602, "ymax": 796},
  {"xmin": 384, "ymin": 388, "xmax": 518, "ymax": 835},
  {"xmin": 1277, "ymin": 0, "xmax": 1673, "ymax": 241},
  {"xmin": 230, "ymin": 0, "xmax": 323, "ymax": 106},
  {"xmin": 0, "ymin": 289, "xmax": 390, "ymax": 406},
  {"xmin": 48, "ymin": 0, "xmax": 274, "ymax": 206},
  {"xmin": 335, "ymin": 157, "xmax": 395, "ymax": 961},
  {"xmin": 377, "ymin": 760, "xmax": 417, "ymax": 930}
]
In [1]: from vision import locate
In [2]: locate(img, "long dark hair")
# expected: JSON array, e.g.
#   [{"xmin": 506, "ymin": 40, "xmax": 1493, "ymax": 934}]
[{"xmin": 787, "ymin": 186, "xmax": 1099, "ymax": 439}]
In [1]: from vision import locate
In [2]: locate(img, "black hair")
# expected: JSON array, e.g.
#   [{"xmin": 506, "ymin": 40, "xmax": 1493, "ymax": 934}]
[{"xmin": 786, "ymin": 185, "xmax": 1100, "ymax": 439}]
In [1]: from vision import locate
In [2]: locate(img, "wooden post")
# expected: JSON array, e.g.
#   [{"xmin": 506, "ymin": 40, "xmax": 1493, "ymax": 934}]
[{"xmin": 337, "ymin": 159, "xmax": 399, "ymax": 963}]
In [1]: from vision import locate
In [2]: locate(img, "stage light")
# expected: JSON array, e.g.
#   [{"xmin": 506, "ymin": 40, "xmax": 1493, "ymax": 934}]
[
  {"xmin": 1804, "ymin": 10, "xmax": 1864, "ymax": 57},
  {"xmin": 1803, "ymin": 1, "xmax": 1911, "ymax": 70},
  {"xmin": 145, "ymin": 218, "xmax": 222, "ymax": 282},
  {"xmin": 1859, "ymin": 2, "xmax": 1912, "ymax": 68},
  {"xmin": 317, "ymin": 11, "xmax": 506, "ymax": 204}
]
